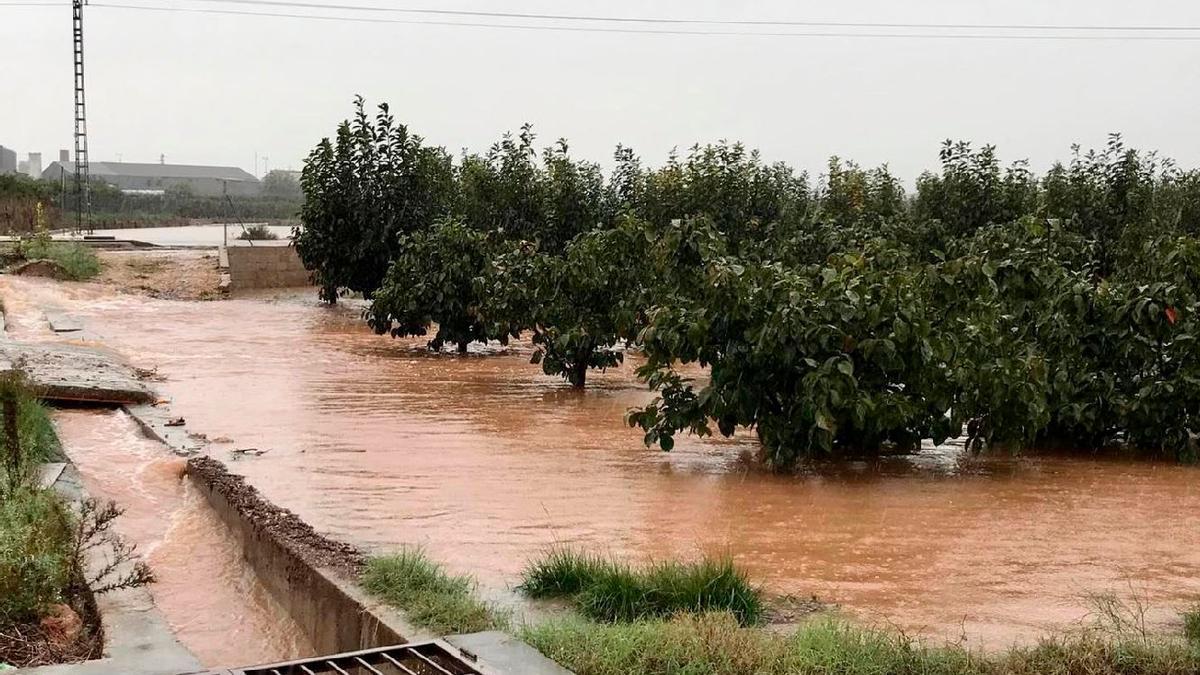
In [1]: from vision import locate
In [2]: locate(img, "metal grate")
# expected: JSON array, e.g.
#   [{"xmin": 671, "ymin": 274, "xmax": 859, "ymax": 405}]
[{"xmin": 197, "ymin": 640, "xmax": 489, "ymax": 675}]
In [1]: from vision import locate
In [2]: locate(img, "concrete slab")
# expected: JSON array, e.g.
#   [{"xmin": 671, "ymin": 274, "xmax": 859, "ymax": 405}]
[
  {"xmin": 125, "ymin": 403, "xmax": 206, "ymax": 456},
  {"xmin": 44, "ymin": 311, "xmax": 84, "ymax": 333},
  {"xmin": 447, "ymin": 632, "xmax": 574, "ymax": 675},
  {"xmin": 36, "ymin": 462, "xmax": 67, "ymax": 489},
  {"xmin": 0, "ymin": 341, "xmax": 154, "ymax": 405}
]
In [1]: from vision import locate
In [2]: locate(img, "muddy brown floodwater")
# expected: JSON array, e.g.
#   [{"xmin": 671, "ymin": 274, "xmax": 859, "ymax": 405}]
[
  {"xmin": 51, "ymin": 408, "xmax": 314, "ymax": 666},
  {"xmin": 5, "ymin": 274, "xmax": 1200, "ymax": 650}
]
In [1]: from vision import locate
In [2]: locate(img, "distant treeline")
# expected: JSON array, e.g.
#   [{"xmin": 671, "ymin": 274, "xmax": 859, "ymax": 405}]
[{"xmin": 0, "ymin": 173, "xmax": 302, "ymax": 232}]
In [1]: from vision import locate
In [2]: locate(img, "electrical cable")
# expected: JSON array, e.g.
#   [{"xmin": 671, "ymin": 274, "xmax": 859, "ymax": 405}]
[{"xmin": 83, "ymin": 1, "xmax": 1200, "ymax": 40}]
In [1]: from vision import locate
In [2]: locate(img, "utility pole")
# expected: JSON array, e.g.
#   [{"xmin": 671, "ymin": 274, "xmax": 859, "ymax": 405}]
[{"xmin": 71, "ymin": 0, "xmax": 92, "ymax": 234}]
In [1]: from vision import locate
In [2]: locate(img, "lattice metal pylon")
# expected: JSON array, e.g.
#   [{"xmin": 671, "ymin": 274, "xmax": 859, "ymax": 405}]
[{"xmin": 72, "ymin": 0, "xmax": 91, "ymax": 233}]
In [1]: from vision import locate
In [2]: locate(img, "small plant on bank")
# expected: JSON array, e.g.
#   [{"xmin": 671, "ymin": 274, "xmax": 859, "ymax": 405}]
[
  {"xmin": 519, "ymin": 547, "xmax": 616, "ymax": 598},
  {"xmin": 0, "ymin": 486, "xmax": 75, "ymax": 624},
  {"xmin": 1184, "ymin": 605, "xmax": 1200, "ymax": 645},
  {"xmin": 236, "ymin": 223, "xmax": 279, "ymax": 241},
  {"xmin": 518, "ymin": 548, "xmax": 764, "ymax": 625},
  {"xmin": 9, "ymin": 203, "xmax": 100, "ymax": 282},
  {"xmin": 361, "ymin": 549, "xmax": 504, "ymax": 635},
  {"xmin": 0, "ymin": 379, "xmax": 153, "ymax": 668}
]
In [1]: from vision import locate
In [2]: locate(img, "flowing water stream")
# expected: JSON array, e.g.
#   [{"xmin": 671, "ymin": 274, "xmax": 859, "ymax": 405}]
[
  {"xmin": 6, "ymin": 275, "xmax": 1200, "ymax": 650},
  {"xmin": 50, "ymin": 408, "xmax": 314, "ymax": 667}
]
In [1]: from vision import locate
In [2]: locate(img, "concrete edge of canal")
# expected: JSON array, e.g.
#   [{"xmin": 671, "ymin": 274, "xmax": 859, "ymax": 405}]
[{"xmin": 125, "ymin": 402, "xmax": 572, "ymax": 675}]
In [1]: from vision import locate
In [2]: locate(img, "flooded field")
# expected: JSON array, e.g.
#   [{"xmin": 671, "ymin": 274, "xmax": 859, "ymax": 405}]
[
  {"xmin": 7, "ymin": 275, "xmax": 1200, "ymax": 648},
  {"xmin": 63, "ymin": 223, "xmax": 293, "ymax": 247},
  {"xmin": 51, "ymin": 408, "xmax": 313, "ymax": 666}
]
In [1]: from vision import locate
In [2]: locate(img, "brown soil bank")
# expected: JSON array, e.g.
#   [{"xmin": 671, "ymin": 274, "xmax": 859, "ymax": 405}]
[{"xmin": 93, "ymin": 249, "xmax": 222, "ymax": 300}]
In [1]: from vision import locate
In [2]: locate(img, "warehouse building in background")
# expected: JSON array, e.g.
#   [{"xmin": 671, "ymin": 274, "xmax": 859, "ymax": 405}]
[
  {"xmin": 41, "ymin": 160, "xmax": 260, "ymax": 196},
  {"xmin": 0, "ymin": 145, "xmax": 17, "ymax": 174}
]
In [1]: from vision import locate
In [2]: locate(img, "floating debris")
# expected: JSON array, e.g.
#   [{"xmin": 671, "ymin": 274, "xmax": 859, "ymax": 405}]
[
  {"xmin": 231, "ymin": 447, "xmax": 269, "ymax": 457},
  {"xmin": 133, "ymin": 366, "xmax": 166, "ymax": 382}
]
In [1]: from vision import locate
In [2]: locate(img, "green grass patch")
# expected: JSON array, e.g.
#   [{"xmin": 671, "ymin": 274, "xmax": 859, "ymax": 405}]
[
  {"xmin": 361, "ymin": 549, "xmax": 505, "ymax": 635},
  {"xmin": 0, "ymin": 375, "xmax": 74, "ymax": 625},
  {"xmin": 0, "ymin": 485, "xmax": 75, "ymax": 624},
  {"xmin": 519, "ymin": 548, "xmax": 764, "ymax": 625},
  {"xmin": 1184, "ymin": 605, "xmax": 1200, "ymax": 646},
  {"xmin": 21, "ymin": 240, "xmax": 101, "ymax": 281},
  {"xmin": 519, "ymin": 547, "xmax": 616, "ymax": 598},
  {"xmin": 521, "ymin": 611, "xmax": 1200, "ymax": 675},
  {"xmin": 0, "ymin": 375, "xmax": 61, "ymax": 487}
]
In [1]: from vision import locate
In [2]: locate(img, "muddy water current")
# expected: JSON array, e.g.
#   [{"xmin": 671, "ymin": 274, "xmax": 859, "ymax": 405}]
[
  {"xmin": 50, "ymin": 408, "xmax": 314, "ymax": 666},
  {"xmin": 6, "ymin": 276, "xmax": 1200, "ymax": 649}
]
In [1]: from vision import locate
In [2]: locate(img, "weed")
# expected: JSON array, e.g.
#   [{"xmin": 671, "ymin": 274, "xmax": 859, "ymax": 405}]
[
  {"xmin": 361, "ymin": 549, "xmax": 504, "ymax": 635},
  {"xmin": 0, "ymin": 486, "xmax": 74, "ymax": 623},
  {"xmin": 1183, "ymin": 605, "xmax": 1200, "ymax": 645},
  {"xmin": 0, "ymin": 372, "xmax": 60, "ymax": 490},
  {"xmin": 236, "ymin": 224, "xmax": 279, "ymax": 241},
  {"xmin": 518, "ymin": 547, "xmax": 614, "ymax": 598},
  {"xmin": 519, "ymin": 548, "xmax": 763, "ymax": 625}
]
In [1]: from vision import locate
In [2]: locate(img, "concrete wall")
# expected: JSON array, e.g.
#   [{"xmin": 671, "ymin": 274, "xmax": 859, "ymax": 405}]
[
  {"xmin": 225, "ymin": 241, "xmax": 312, "ymax": 289},
  {"xmin": 185, "ymin": 457, "xmax": 425, "ymax": 656}
]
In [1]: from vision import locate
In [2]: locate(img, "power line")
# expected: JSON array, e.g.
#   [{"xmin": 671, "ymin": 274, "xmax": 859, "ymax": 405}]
[
  {"xmin": 183, "ymin": 0, "xmax": 1200, "ymax": 33},
  {"xmin": 84, "ymin": 2, "xmax": 1200, "ymax": 40}
]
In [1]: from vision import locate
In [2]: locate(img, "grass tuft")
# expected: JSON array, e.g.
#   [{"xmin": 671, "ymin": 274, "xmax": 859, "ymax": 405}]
[
  {"xmin": 519, "ymin": 548, "xmax": 764, "ymax": 625},
  {"xmin": 236, "ymin": 224, "xmax": 280, "ymax": 241},
  {"xmin": 0, "ymin": 374, "xmax": 61, "ymax": 487},
  {"xmin": 519, "ymin": 547, "xmax": 615, "ymax": 598},
  {"xmin": 361, "ymin": 549, "xmax": 504, "ymax": 635},
  {"xmin": 1184, "ymin": 605, "xmax": 1200, "ymax": 646}
]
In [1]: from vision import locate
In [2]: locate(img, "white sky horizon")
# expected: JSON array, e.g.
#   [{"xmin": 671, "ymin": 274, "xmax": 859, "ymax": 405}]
[{"xmin": 2, "ymin": 0, "xmax": 1198, "ymax": 183}]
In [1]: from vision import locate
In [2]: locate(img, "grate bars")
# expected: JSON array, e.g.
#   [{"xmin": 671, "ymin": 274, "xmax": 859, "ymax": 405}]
[{"xmin": 196, "ymin": 640, "xmax": 487, "ymax": 675}]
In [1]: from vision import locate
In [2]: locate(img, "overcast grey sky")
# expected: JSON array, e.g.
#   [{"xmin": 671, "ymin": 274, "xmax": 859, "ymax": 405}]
[{"xmin": 2, "ymin": 1, "xmax": 1198, "ymax": 181}]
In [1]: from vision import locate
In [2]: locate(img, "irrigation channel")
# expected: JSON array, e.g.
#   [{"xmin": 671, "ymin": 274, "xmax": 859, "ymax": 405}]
[
  {"xmin": 4, "ymin": 273, "xmax": 1200, "ymax": 654},
  {"xmin": 50, "ymin": 409, "xmax": 314, "ymax": 665}
]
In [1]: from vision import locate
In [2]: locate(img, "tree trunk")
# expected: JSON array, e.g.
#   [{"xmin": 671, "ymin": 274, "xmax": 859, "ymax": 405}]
[
  {"xmin": 570, "ymin": 358, "xmax": 589, "ymax": 389},
  {"xmin": 457, "ymin": 341, "xmax": 469, "ymax": 355}
]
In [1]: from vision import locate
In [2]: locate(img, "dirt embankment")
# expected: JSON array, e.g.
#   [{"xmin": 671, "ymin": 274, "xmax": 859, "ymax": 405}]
[{"xmin": 94, "ymin": 249, "xmax": 223, "ymax": 301}]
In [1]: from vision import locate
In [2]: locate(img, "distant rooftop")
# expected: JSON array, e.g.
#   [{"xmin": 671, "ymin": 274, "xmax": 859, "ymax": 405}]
[{"xmin": 52, "ymin": 160, "xmax": 258, "ymax": 183}]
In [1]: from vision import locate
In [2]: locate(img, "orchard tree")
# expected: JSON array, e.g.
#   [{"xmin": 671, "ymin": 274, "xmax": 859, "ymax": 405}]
[
  {"xmin": 295, "ymin": 96, "xmax": 455, "ymax": 302},
  {"xmin": 367, "ymin": 219, "xmax": 505, "ymax": 354},
  {"xmin": 630, "ymin": 239, "xmax": 959, "ymax": 466},
  {"xmin": 486, "ymin": 219, "xmax": 650, "ymax": 388}
]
